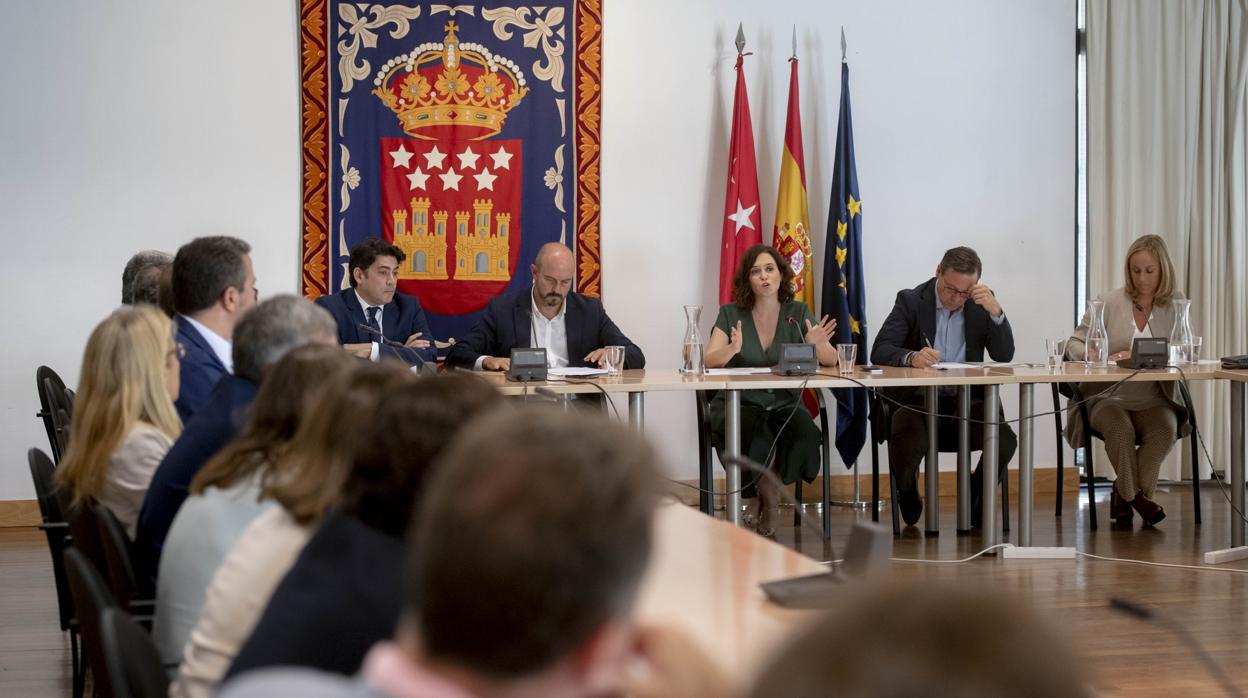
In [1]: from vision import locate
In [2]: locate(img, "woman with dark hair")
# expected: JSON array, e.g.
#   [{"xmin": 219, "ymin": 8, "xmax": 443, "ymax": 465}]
[
  {"xmin": 152, "ymin": 344, "xmax": 352, "ymax": 667},
  {"xmin": 224, "ymin": 372, "xmax": 504, "ymax": 680},
  {"xmin": 704, "ymin": 244, "xmax": 838, "ymax": 536}
]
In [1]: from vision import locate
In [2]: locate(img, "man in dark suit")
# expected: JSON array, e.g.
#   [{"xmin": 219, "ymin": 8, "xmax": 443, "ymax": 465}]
[
  {"xmin": 133, "ymin": 296, "xmax": 338, "ymax": 589},
  {"xmin": 870, "ymin": 246, "xmax": 1016, "ymax": 527},
  {"xmin": 446, "ymin": 243, "xmax": 644, "ymax": 371},
  {"xmin": 315, "ymin": 238, "xmax": 435, "ymax": 368},
  {"xmin": 171, "ymin": 236, "xmax": 257, "ymax": 422}
]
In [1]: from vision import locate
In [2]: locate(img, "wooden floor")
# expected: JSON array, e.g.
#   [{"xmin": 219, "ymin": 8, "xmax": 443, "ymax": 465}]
[{"xmin": 3, "ymin": 484, "xmax": 1246, "ymax": 697}]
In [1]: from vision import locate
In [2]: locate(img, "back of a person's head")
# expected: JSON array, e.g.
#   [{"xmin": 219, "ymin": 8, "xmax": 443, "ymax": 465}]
[
  {"xmin": 410, "ymin": 408, "xmax": 658, "ymax": 679},
  {"xmin": 171, "ymin": 236, "xmax": 250, "ymax": 315},
  {"xmin": 340, "ymin": 372, "xmax": 503, "ymax": 536},
  {"xmin": 231, "ymin": 295, "xmax": 337, "ymax": 383},
  {"xmin": 57, "ymin": 305, "xmax": 182, "ymax": 507},
  {"xmin": 121, "ymin": 250, "xmax": 173, "ymax": 305},
  {"xmin": 190, "ymin": 344, "xmax": 353, "ymax": 495},
  {"xmin": 261, "ymin": 360, "xmax": 414, "ymax": 525},
  {"xmin": 748, "ymin": 582, "xmax": 1089, "ymax": 698}
]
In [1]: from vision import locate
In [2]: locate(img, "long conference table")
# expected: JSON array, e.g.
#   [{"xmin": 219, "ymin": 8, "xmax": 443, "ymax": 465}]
[{"xmin": 478, "ymin": 364, "xmax": 1248, "ymax": 551}]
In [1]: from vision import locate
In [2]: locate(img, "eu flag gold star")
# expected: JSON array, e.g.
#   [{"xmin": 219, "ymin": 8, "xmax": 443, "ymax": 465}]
[
  {"xmin": 836, "ymin": 220, "xmax": 848, "ymax": 241},
  {"xmin": 835, "ymin": 246, "xmax": 848, "ymax": 268},
  {"xmin": 847, "ymin": 195, "xmax": 861, "ymax": 218},
  {"xmin": 850, "ymin": 316, "xmax": 862, "ymax": 334}
]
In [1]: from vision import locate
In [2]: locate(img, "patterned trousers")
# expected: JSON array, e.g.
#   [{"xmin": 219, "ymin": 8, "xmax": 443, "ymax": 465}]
[{"xmin": 1089, "ymin": 404, "xmax": 1178, "ymax": 498}]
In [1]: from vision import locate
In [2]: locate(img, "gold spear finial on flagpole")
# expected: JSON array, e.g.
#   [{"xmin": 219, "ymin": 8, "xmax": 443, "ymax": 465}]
[{"xmin": 841, "ymin": 27, "xmax": 848, "ymax": 62}]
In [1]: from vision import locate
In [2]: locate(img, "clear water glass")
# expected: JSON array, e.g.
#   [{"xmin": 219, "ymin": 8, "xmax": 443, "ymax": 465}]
[
  {"xmin": 837, "ymin": 343, "xmax": 858, "ymax": 375},
  {"xmin": 1191, "ymin": 336, "xmax": 1203, "ymax": 362},
  {"xmin": 603, "ymin": 345, "xmax": 625, "ymax": 376},
  {"xmin": 1046, "ymin": 338, "xmax": 1065, "ymax": 370}
]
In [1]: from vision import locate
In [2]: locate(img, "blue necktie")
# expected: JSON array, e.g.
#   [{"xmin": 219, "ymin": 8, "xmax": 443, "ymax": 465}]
[{"xmin": 366, "ymin": 306, "xmax": 381, "ymax": 338}]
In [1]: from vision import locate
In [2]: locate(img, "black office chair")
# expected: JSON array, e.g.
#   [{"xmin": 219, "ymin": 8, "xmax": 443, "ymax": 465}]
[
  {"xmin": 93, "ymin": 504, "xmax": 156, "ymax": 616},
  {"xmin": 1057, "ymin": 382, "xmax": 1202, "ymax": 530},
  {"xmin": 869, "ymin": 391, "xmax": 1010, "ymax": 534},
  {"xmin": 64, "ymin": 547, "xmax": 119, "ymax": 698},
  {"xmin": 694, "ymin": 388, "xmax": 833, "ymax": 535},
  {"xmin": 36, "ymin": 366, "xmax": 72, "ymax": 463},
  {"xmin": 27, "ymin": 448, "xmax": 81, "ymax": 691},
  {"xmin": 100, "ymin": 608, "xmax": 169, "ymax": 698}
]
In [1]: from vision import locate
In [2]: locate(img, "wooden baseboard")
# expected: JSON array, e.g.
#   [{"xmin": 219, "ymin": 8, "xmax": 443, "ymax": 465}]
[
  {"xmin": 0, "ymin": 500, "xmax": 41, "ymax": 527},
  {"xmin": 665, "ymin": 467, "xmax": 1080, "ymax": 508}
]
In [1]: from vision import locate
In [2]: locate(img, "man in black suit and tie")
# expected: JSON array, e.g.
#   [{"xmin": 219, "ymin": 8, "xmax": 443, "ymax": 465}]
[
  {"xmin": 315, "ymin": 238, "xmax": 436, "ymax": 367},
  {"xmin": 446, "ymin": 243, "xmax": 644, "ymax": 371},
  {"xmin": 870, "ymin": 246, "xmax": 1016, "ymax": 527}
]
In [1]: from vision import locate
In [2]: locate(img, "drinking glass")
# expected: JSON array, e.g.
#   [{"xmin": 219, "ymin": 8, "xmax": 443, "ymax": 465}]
[
  {"xmin": 1045, "ymin": 338, "xmax": 1065, "ymax": 370},
  {"xmin": 1191, "ymin": 336, "xmax": 1203, "ymax": 362},
  {"xmin": 837, "ymin": 343, "xmax": 858, "ymax": 376},
  {"xmin": 603, "ymin": 345, "xmax": 625, "ymax": 376}
]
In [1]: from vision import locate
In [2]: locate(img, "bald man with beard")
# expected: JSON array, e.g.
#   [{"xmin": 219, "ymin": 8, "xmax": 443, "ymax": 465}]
[{"xmin": 446, "ymin": 243, "xmax": 645, "ymax": 371}]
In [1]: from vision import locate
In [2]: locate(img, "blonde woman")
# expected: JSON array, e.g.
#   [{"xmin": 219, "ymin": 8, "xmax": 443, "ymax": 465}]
[
  {"xmin": 1066, "ymin": 235, "xmax": 1192, "ymax": 526},
  {"xmin": 56, "ymin": 305, "xmax": 183, "ymax": 537}
]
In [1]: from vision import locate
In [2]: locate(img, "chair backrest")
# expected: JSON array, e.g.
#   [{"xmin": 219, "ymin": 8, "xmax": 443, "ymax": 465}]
[
  {"xmin": 100, "ymin": 607, "xmax": 169, "ymax": 698},
  {"xmin": 93, "ymin": 503, "xmax": 142, "ymax": 609},
  {"xmin": 27, "ymin": 447, "xmax": 75, "ymax": 633},
  {"xmin": 61, "ymin": 495, "xmax": 108, "ymax": 599},
  {"xmin": 64, "ymin": 547, "xmax": 118, "ymax": 698},
  {"xmin": 36, "ymin": 366, "xmax": 70, "ymax": 462}
]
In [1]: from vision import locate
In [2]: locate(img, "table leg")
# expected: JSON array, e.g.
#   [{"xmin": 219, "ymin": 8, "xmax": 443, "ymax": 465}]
[
  {"xmin": 983, "ymin": 385, "xmax": 1000, "ymax": 549},
  {"xmin": 1019, "ymin": 383, "xmax": 1034, "ymax": 547},
  {"xmin": 1232, "ymin": 381, "xmax": 1246, "ymax": 548},
  {"xmin": 957, "ymin": 387, "xmax": 971, "ymax": 532},
  {"xmin": 628, "ymin": 392, "xmax": 644, "ymax": 433},
  {"xmin": 726, "ymin": 389, "xmax": 742, "ymax": 526},
  {"xmin": 925, "ymin": 386, "xmax": 939, "ymax": 535}
]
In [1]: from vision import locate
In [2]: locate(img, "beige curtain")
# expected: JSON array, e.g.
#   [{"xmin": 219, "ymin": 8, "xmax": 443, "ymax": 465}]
[{"xmin": 1087, "ymin": 0, "xmax": 1248, "ymax": 481}]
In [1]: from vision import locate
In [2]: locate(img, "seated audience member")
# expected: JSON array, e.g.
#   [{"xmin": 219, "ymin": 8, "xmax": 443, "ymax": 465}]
[
  {"xmin": 445, "ymin": 242, "xmax": 645, "ymax": 371},
  {"xmin": 315, "ymin": 237, "xmax": 436, "ymax": 367},
  {"xmin": 152, "ymin": 344, "xmax": 352, "ymax": 667},
  {"xmin": 870, "ymin": 246, "xmax": 1016, "ymax": 527},
  {"xmin": 171, "ymin": 236, "xmax": 257, "ymax": 422},
  {"xmin": 171, "ymin": 362, "xmax": 414, "ymax": 698},
  {"xmin": 134, "ymin": 295, "xmax": 337, "ymax": 587},
  {"xmin": 747, "ymin": 582, "xmax": 1090, "ymax": 698},
  {"xmin": 1065, "ymin": 234, "xmax": 1191, "ymax": 526},
  {"xmin": 121, "ymin": 249, "xmax": 173, "ymax": 306},
  {"xmin": 227, "ymin": 372, "xmax": 503, "ymax": 679},
  {"xmin": 223, "ymin": 409, "xmax": 711, "ymax": 698},
  {"xmin": 704, "ymin": 244, "xmax": 839, "ymax": 537},
  {"xmin": 55, "ymin": 305, "xmax": 182, "ymax": 537}
]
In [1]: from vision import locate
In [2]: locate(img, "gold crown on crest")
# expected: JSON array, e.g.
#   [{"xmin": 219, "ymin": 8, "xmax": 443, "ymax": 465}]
[{"xmin": 372, "ymin": 22, "xmax": 529, "ymax": 141}]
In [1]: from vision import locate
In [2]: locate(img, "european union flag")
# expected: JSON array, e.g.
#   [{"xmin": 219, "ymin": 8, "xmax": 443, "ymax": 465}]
[{"xmin": 820, "ymin": 60, "xmax": 868, "ymax": 468}]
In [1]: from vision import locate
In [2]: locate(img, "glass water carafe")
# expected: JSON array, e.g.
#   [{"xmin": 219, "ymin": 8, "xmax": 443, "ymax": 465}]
[
  {"xmin": 1169, "ymin": 298, "xmax": 1194, "ymax": 364},
  {"xmin": 1085, "ymin": 299, "xmax": 1108, "ymax": 368},
  {"xmin": 680, "ymin": 304, "xmax": 705, "ymax": 375}
]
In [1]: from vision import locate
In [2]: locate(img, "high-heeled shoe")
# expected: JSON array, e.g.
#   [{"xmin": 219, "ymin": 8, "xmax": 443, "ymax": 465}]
[
  {"xmin": 1110, "ymin": 488, "xmax": 1134, "ymax": 526},
  {"xmin": 756, "ymin": 473, "xmax": 779, "ymax": 538},
  {"xmin": 1130, "ymin": 492, "xmax": 1166, "ymax": 527}
]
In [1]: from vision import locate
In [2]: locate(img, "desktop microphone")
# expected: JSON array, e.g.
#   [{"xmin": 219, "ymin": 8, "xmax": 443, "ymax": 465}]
[
  {"xmin": 356, "ymin": 323, "xmax": 429, "ymax": 370},
  {"xmin": 1109, "ymin": 597, "xmax": 1243, "ymax": 697}
]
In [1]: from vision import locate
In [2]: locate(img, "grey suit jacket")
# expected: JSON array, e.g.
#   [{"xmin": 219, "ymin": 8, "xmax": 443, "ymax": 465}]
[{"xmin": 1063, "ymin": 287, "xmax": 1192, "ymax": 446}]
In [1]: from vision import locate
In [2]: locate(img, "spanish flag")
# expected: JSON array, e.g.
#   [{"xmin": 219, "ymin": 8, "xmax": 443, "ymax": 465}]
[{"xmin": 772, "ymin": 56, "xmax": 814, "ymax": 311}]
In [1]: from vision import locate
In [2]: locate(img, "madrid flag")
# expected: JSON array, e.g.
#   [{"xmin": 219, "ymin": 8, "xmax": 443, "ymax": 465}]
[
  {"xmin": 719, "ymin": 54, "xmax": 762, "ymax": 303},
  {"xmin": 772, "ymin": 56, "xmax": 814, "ymax": 310}
]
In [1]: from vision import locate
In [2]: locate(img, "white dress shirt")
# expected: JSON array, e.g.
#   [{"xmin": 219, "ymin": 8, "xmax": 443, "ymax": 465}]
[
  {"xmin": 355, "ymin": 293, "xmax": 384, "ymax": 362},
  {"xmin": 473, "ymin": 293, "xmax": 570, "ymax": 370},
  {"xmin": 181, "ymin": 315, "xmax": 234, "ymax": 373}
]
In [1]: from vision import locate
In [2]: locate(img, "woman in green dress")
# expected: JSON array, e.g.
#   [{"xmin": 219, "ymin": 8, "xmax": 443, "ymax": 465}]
[{"xmin": 705, "ymin": 245, "xmax": 839, "ymax": 536}]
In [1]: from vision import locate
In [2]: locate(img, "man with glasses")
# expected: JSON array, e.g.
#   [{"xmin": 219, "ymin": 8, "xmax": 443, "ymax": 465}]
[
  {"xmin": 315, "ymin": 238, "xmax": 436, "ymax": 368},
  {"xmin": 871, "ymin": 246, "xmax": 1016, "ymax": 527}
]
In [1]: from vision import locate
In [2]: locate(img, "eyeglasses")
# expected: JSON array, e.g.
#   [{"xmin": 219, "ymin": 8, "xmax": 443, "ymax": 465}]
[{"xmin": 938, "ymin": 277, "xmax": 973, "ymax": 299}]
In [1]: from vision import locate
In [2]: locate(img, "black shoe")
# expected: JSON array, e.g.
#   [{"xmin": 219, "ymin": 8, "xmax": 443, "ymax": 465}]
[{"xmin": 899, "ymin": 488, "xmax": 923, "ymax": 527}]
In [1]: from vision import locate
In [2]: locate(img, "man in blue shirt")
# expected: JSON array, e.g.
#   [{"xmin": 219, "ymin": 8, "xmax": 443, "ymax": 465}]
[{"xmin": 871, "ymin": 246, "xmax": 1016, "ymax": 527}]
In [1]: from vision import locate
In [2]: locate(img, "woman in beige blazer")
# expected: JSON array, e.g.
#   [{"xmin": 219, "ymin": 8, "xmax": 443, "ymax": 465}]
[{"xmin": 1065, "ymin": 235, "xmax": 1192, "ymax": 526}]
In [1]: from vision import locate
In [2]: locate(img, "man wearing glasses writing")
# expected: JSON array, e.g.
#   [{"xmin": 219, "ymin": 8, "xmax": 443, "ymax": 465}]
[{"xmin": 870, "ymin": 246, "xmax": 1015, "ymax": 528}]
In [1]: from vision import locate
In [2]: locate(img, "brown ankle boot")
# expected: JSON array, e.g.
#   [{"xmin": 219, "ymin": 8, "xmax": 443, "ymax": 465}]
[
  {"xmin": 1130, "ymin": 492, "xmax": 1166, "ymax": 527},
  {"xmin": 1110, "ymin": 488, "xmax": 1134, "ymax": 526}
]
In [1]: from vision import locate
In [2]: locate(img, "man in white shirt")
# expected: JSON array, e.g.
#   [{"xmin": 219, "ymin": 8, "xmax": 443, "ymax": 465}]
[
  {"xmin": 446, "ymin": 243, "xmax": 644, "ymax": 371},
  {"xmin": 171, "ymin": 236, "xmax": 257, "ymax": 422}
]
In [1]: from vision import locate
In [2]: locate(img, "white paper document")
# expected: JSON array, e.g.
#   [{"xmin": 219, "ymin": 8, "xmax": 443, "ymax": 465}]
[
  {"xmin": 548, "ymin": 367, "xmax": 608, "ymax": 377},
  {"xmin": 929, "ymin": 362, "xmax": 979, "ymax": 370},
  {"xmin": 704, "ymin": 367, "xmax": 774, "ymax": 376}
]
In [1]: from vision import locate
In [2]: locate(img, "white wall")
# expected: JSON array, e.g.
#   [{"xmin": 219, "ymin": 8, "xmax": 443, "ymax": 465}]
[
  {"xmin": 0, "ymin": 0, "xmax": 1075, "ymax": 500},
  {"xmin": 600, "ymin": 0, "xmax": 1077, "ymax": 480}
]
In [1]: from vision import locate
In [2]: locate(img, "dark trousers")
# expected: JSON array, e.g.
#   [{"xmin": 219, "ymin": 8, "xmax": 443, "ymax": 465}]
[{"xmin": 888, "ymin": 395, "xmax": 1017, "ymax": 495}]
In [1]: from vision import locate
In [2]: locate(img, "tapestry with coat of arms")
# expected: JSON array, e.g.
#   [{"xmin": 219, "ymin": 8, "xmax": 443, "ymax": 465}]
[{"xmin": 299, "ymin": 0, "xmax": 603, "ymax": 346}]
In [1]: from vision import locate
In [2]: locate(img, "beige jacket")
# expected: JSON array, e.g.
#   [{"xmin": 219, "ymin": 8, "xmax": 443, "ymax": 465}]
[{"xmin": 1063, "ymin": 287, "xmax": 1192, "ymax": 447}]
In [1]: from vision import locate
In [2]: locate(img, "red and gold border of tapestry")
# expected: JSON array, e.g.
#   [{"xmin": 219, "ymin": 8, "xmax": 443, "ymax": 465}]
[{"xmin": 297, "ymin": 1, "xmax": 604, "ymax": 300}]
